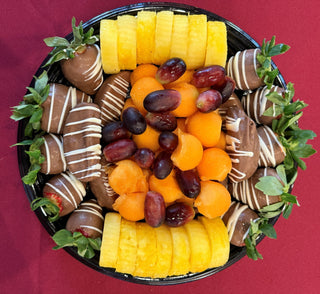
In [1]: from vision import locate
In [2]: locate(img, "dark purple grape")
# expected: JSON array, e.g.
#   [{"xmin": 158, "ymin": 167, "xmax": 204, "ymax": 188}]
[
  {"xmin": 219, "ymin": 76, "xmax": 236, "ymax": 103},
  {"xmin": 122, "ymin": 107, "xmax": 146, "ymax": 134},
  {"xmin": 133, "ymin": 148, "xmax": 155, "ymax": 169},
  {"xmin": 143, "ymin": 89, "xmax": 181, "ymax": 113},
  {"xmin": 144, "ymin": 191, "xmax": 166, "ymax": 227},
  {"xmin": 196, "ymin": 89, "xmax": 222, "ymax": 113},
  {"xmin": 103, "ymin": 139, "xmax": 137, "ymax": 162},
  {"xmin": 156, "ymin": 57, "xmax": 187, "ymax": 84},
  {"xmin": 191, "ymin": 65, "xmax": 226, "ymax": 88},
  {"xmin": 165, "ymin": 202, "xmax": 195, "ymax": 227},
  {"xmin": 153, "ymin": 151, "xmax": 173, "ymax": 179},
  {"xmin": 158, "ymin": 131, "xmax": 178, "ymax": 152},
  {"xmin": 145, "ymin": 112, "xmax": 177, "ymax": 132},
  {"xmin": 101, "ymin": 121, "xmax": 129, "ymax": 145},
  {"xmin": 175, "ymin": 168, "xmax": 201, "ymax": 198}
]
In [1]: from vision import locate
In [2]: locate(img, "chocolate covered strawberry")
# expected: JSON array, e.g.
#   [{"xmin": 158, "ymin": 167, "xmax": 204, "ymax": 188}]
[{"xmin": 43, "ymin": 17, "xmax": 103, "ymax": 95}]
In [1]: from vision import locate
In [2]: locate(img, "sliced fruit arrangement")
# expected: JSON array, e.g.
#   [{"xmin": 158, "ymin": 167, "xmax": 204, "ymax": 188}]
[
  {"xmin": 100, "ymin": 12, "xmax": 227, "ymax": 72},
  {"xmin": 99, "ymin": 212, "xmax": 230, "ymax": 278}
]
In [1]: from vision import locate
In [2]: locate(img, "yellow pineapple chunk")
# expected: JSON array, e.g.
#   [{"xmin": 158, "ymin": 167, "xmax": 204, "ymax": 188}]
[
  {"xmin": 153, "ymin": 224, "xmax": 173, "ymax": 278},
  {"xmin": 199, "ymin": 216, "xmax": 230, "ymax": 268},
  {"xmin": 153, "ymin": 10, "xmax": 174, "ymax": 65},
  {"xmin": 186, "ymin": 14, "xmax": 207, "ymax": 69},
  {"xmin": 117, "ymin": 15, "xmax": 137, "ymax": 70},
  {"xmin": 184, "ymin": 219, "xmax": 211, "ymax": 273},
  {"xmin": 115, "ymin": 218, "xmax": 137, "ymax": 275},
  {"xmin": 205, "ymin": 21, "xmax": 227, "ymax": 67},
  {"xmin": 100, "ymin": 19, "xmax": 120, "ymax": 74},
  {"xmin": 169, "ymin": 226, "xmax": 190, "ymax": 276},
  {"xmin": 136, "ymin": 11, "xmax": 157, "ymax": 64},
  {"xmin": 99, "ymin": 212, "xmax": 121, "ymax": 268},
  {"xmin": 134, "ymin": 222, "xmax": 157, "ymax": 277},
  {"xmin": 170, "ymin": 14, "xmax": 189, "ymax": 61}
]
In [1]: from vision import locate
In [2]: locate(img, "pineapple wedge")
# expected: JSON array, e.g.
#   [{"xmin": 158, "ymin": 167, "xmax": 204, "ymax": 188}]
[
  {"xmin": 100, "ymin": 19, "xmax": 120, "ymax": 74},
  {"xmin": 153, "ymin": 224, "xmax": 173, "ymax": 278},
  {"xmin": 199, "ymin": 216, "xmax": 230, "ymax": 268},
  {"xmin": 99, "ymin": 212, "xmax": 121, "ymax": 268},
  {"xmin": 185, "ymin": 219, "xmax": 211, "ymax": 273},
  {"xmin": 134, "ymin": 222, "xmax": 157, "ymax": 278},
  {"xmin": 170, "ymin": 14, "xmax": 189, "ymax": 61},
  {"xmin": 186, "ymin": 14, "xmax": 207, "ymax": 69},
  {"xmin": 205, "ymin": 21, "xmax": 227, "ymax": 67},
  {"xmin": 169, "ymin": 226, "xmax": 190, "ymax": 276},
  {"xmin": 153, "ymin": 10, "xmax": 174, "ymax": 65},
  {"xmin": 136, "ymin": 11, "xmax": 157, "ymax": 64},
  {"xmin": 117, "ymin": 15, "xmax": 137, "ymax": 70},
  {"xmin": 115, "ymin": 218, "xmax": 137, "ymax": 275}
]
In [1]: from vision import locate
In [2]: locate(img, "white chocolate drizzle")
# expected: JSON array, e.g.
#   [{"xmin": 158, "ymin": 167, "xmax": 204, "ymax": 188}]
[{"xmin": 83, "ymin": 44, "xmax": 103, "ymax": 91}]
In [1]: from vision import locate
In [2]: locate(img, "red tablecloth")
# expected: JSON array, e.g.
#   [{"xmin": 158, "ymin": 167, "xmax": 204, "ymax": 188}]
[{"xmin": 2, "ymin": 0, "xmax": 320, "ymax": 293}]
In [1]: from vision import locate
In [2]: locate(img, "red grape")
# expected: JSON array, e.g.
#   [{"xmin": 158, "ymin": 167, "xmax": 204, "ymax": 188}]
[
  {"xmin": 191, "ymin": 65, "xmax": 226, "ymax": 88},
  {"xmin": 165, "ymin": 202, "xmax": 195, "ymax": 227},
  {"xmin": 196, "ymin": 89, "xmax": 222, "ymax": 113},
  {"xmin": 158, "ymin": 131, "xmax": 178, "ymax": 151},
  {"xmin": 144, "ymin": 191, "xmax": 166, "ymax": 227},
  {"xmin": 143, "ymin": 89, "xmax": 181, "ymax": 113},
  {"xmin": 145, "ymin": 112, "xmax": 177, "ymax": 132},
  {"xmin": 156, "ymin": 57, "xmax": 187, "ymax": 84},
  {"xmin": 133, "ymin": 148, "xmax": 155, "ymax": 169}
]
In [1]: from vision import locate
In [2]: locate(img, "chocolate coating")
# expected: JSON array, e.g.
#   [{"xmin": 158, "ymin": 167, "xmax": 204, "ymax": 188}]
[
  {"xmin": 229, "ymin": 167, "xmax": 283, "ymax": 211},
  {"xmin": 63, "ymin": 102, "xmax": 102, "ymax": 182},
  {"xmin": 95, "ymin": 71, "xmax": 131, "ymax": 126},
  {"xmin": 226, "ymin": 48, "xmax": 264, "ymax": 91},
  {"xmin": 41, "ymin": 83, "xmax": 91, "ymax": 134},
  {"xmin": 66, "ymin": 199, "xmax": 104, "ymax": 239},
  {"xmin": 61, "ymin": 44, "xmax": 103, "ymax": 95},
  {"xmin": 222, "ymin": 201, "xmax": 259, "ymax": 247},
  {"xmin": 225, "ymin": 106, "xmax": 260, "ymax": 183},
  {"xmin": 40, "ymin": 133, "xmax": 66, "ymax": 175}
]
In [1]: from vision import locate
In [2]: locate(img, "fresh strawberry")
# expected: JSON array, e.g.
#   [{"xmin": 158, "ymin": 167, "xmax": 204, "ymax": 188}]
[
  {"xmin": 43, "ymin": 192, "xmax": 63, "ymax": 214},
  {"xmin": 43, "ymin": 17, "xmax": 103, "ymax": 95},
  {"xmin": 31, "ymin": 192, "xmax": 62, "ymax": 222}
]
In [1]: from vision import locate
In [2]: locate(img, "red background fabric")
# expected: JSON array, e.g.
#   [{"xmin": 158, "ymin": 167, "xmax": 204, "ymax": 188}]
[{"xmin": 1, "ymin": 0, "xmax": 320, "ymax": 293}]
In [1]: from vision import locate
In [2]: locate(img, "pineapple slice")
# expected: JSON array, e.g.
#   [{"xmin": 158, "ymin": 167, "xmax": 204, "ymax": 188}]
[
  {"xmin": 169, "ymin": 226, "xmax": 190, "ymax": 276},
  {"xmin": 134, "ymin": 222, "xmax": 157, "ymax": 278},
  {"xmin": 100, "ymin": 19, "xmax": 120, "ymax": 74},
  {"xmin": 153, "ymin": 10, "xmax": 174, "ymax": 65},
  {"xmin": 115, "ymin": 218, "xmax": 137, "ymax": 275},
  {"xmin": 99, "ymin": 212, "xmax": 121, "ymax": 268},
  {"xmin": 153, "ymin": 224, "xmax": 173, "ymax": 278},
  {"xmin": 136, "ymin": 11, "xmax": 157, "ymax": 64},
  {"xmin": 170, "ymin": 14, "xmax": 189, "ymax": 61},
  {"xmin": 184, "ymin": 219, "xmax": 211, "ymax": 273},
  {"xmin": 199, "ymin": 216, "xmax": 230, "ymax": 268},
  {"xmin": 117, "ymin": 15, "xmax": 137, "ymax": 70},
  {"xmin": 205, "ymin": 21, "xmax": 227, "ymax": 67},
  {"xmin": 186, "ymin": 14, "xmax": 207, "ymax": 69}
]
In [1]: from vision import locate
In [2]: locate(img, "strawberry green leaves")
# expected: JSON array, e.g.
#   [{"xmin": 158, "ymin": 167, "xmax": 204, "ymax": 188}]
[
  {"xmin": 256, "ymin": 36, "xmax": 290, "ymax": 88},
  {"xmin": 52, "ymin": 229, "xmax": 101, "ymax": 259},
  {"xmin": 30, "ymin": 196, "xmax": 61, "ymax": 222},
  {"xmin": 43, "ymin": 17, "xmax": 99, "ymax": 66}
]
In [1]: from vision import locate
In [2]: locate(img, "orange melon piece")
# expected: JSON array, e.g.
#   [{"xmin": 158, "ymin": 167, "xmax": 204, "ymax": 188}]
[
  {"xmin": 130, "ymin": 63, "xmax": 158, "ymax": 86},
  {"xmin": 132, "ymin": 124, "xmax": 161, "ymax": 152}
]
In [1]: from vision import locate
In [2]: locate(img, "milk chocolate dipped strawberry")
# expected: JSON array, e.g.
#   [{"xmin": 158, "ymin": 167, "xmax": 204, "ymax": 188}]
[
  {"xmin": 90, "ymin": 157, "xmax": 118, "ymax": 210},
  {"xmin": 229, "ymin": 167, "xmax": 283, "ymax": 211},
  {"xmin": 95, "ymin": 71, "xmax": 131, "ymax": 126},
  {"xmin": 40, "ymin": 133, "xmax": 66, "ymax": 175},
  {"xmin": 31, "ymin": 172, "xmax": 86, "ymax": 221},
  {"xmin": 222, "ymin": 201, "xmax": 259, "ymax": 247},
  {"xmin": 63, "ymin": 102, "xmax": 102, "ymax": 182},
  {"xmin": 44, "ymin": 17, "xmax": 103, "ymax": 95},
  {"xmin": 257, "ymin": 125, "xmax": 286, "ymax": 167},
  {"xmin": 241, "ymin": 85, "xmax": 285, "ymax": 126},
  {"xmin": 52, "ymin": 199, "xmax": 103, "ymax": 259},
  {"xmin": 225, "ymin": 106, "xmax": 260, "ymax": 183}
]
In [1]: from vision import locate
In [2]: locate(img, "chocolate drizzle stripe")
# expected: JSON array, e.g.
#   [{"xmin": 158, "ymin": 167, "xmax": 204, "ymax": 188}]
[
  {"xmin": 70, "ymin": 105, "xmax": 101, "ymax": 114},
  {"xmin": 62, "ymin": 172, "xmax": 86, "ymax": 196},
  {"xmin": 47, "ymin": 84, "xmax": 56, "ymax": 133},
  {"xmin": 79, "ymin": 225, "xmax": 103, "ymax": 234},
  {"xmin": 65, "ymin": 117, "xmax": 101, "ymax": 126},
  {"xmin": 241, "ymin": 50, "xmax": 250, "ymax": 90},
  {"xmin": 74, "ymin": 208, "xmax": 104, "ymax": 220},
  {"xmin": 64, "ymin": 126, "xmax": 102, "ymax": 137},
  {"xmin": 226, "ymin": 202, "xmax": 249, "ymax": 242},
  {"xmin": 68, "ymin": 156, "xmax": 101, "ymax": 165},
  {"xmin": 64, "ymin": 144, "xmax": 101, "ymax": 157},
  {"xmin": 46, "ymin": 179, "xmax": 78, "ymax": 208}
]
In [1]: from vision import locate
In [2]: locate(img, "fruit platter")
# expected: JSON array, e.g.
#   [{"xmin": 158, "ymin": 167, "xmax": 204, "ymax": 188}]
[{"xmin": 12, "ymin": 2, "xmax": 316, "ymax": 285}]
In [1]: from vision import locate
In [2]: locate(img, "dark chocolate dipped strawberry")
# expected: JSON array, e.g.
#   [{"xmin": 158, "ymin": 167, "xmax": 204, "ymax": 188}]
[
  {"xmin": 40, "ymin": 133, "xmax": 66, "ymax": 175},
  {"xmin": 241, "ymin": 85, "xmax": 285, "ymax": 126},
  {"xmin": 225, "ymin": 106, "xmax": 260, "ymax": 183},
  {"xmin": 89, "ymin": 156, "xmax": 118, "ymax": 210},
  {"xmin": 30, "ymin": 172, "xmax": 86, "ymax": 221},
  {"xmin": 94, "ymin": 71, "xmax": 131, "ymax": 126},
  {"xmin": 63, "ymin": 102, "xmax": 102, "ymax": 182},
  {"xmin": 222, "ymin": 201, "xmax": 259, "ymax": 247},
  {"xmin": 229, "ymin": 167, "xmax": 283, "ymax": 211},
  {"xmin": 52, "ymin": 199, "xmax": 103, "ymax": 259},
  {"xmin": 257, "ymin": 125, "xmax": 286, "ymax": 167},
  {"xmin": 43, "ymin": 17, "xmax": 103, "ymax": 95}
]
